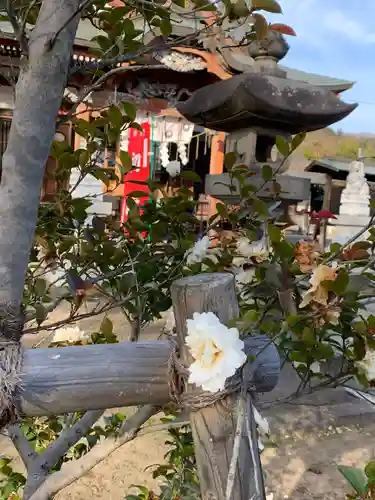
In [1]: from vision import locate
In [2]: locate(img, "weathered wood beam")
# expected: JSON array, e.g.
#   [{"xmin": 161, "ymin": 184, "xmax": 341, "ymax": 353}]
[
  {"xmin": 19, "ymin": 341, "xmax": 172, "ymax": 416},
  {"xmin": 17, "ymin": 330, "xmax": 279, "ymax": 418}
]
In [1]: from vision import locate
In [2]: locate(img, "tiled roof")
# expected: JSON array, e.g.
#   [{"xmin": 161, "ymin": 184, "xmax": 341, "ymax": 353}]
[
  {"xmin": 0, "ymin": 20, "xmax": 355, "ymax": 91},
  {"xmin": 307, "ymin": 157, "xmax": 375, "ymax": 178},
  {"xmin": 281, "ymin": 68, "xmax": 354, "ymax": 92}
]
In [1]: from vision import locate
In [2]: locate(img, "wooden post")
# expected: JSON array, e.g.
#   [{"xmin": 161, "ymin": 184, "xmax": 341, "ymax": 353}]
[
  {"xmin": 319, "ymin": 174, "xmax": 333, "ymax": 252},
  {"xmin": 171, "ymin": 273, "xmax": 279, "ymax": 500}
]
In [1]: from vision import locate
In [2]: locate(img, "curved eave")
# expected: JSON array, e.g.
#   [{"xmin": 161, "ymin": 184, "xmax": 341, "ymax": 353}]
[{"xmin": 176, "ymin": 73, "xmax": 358, "ymax": 134}]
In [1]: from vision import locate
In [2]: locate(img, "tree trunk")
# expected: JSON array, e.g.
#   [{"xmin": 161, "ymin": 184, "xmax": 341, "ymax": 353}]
[{"xmin": 0, "ymin": 0, "xmax": 81, "ymax": 341}]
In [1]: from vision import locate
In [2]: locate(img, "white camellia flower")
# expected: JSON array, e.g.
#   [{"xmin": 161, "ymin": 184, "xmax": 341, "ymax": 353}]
[
  {"xmin": 186, "ymin": 312, "xmax": 247, "ymax": 393},
  {"xmin": 165, "ymin": 160, "xmax": 181, "ymax": 177},
  {"xmin": 52, "ymin": 325, "xmax": 89, "ymax": 344},
  {"xmin": 356, "ymin": 348, "xmax": 375, "ymax": 381},
  {"xmin": 185, "ymin": 236, "xmax": 210, "ymax": 266},
  {"xmin": 235, "ymin": 268, "xmax": 255, "ymax": 287},
  {"xmin": 185, "ymin": 236, "xmax": 223, "ymax": 268},
  {"xmin": 233, "ymin": 237, "xmax": 268, "ymax": 267}
]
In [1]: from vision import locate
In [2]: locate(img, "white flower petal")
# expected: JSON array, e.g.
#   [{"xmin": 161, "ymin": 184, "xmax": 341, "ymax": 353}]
[
  {"xmin": 165, "ymin": 160, "xmax": 181, "ymax": 177},
  {"xmin": 310, "ymin": 361, "xmax": 321, "ymax": 374},
  {"xmin": 253, "ymin": 405, "xmax": 270, "ymax": 436},
  {"xmin": 185, "ymin": 312, "xmax": 246, "ymax": 393},
  {"xmin": 356, "ymin": 348, "xmax": 375, "ymax": 381},
  {"xmin": 52, "ymin": 325, "xmax": 88, "ymax": 344}
]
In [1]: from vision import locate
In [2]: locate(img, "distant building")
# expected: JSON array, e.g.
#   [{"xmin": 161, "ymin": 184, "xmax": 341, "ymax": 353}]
[{"xmin": 0, "ymin": 8, "xmax": 355, "ymax": 221}]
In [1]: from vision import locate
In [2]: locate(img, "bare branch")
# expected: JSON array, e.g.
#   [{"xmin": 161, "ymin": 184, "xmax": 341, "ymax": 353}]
[
  {"xmin": 19, "ymin": 0, "xmax": 38, "ymax": 43},
  {"xmin": 28, "ymin": 405, "xmax": 158, "ymax": 500},
  {"xmin": 6, "ymin": 0, "xmax": 28, "ymax": 54},
  {"xmin": 24, "ymin": 293, "xmax": 68, "ymax": 323},
  {"xmin": 49, "ymin": 0, "xmax": 94, "ymax": 49},
  {"xmin": 7, "ymin": 423, "xmax": 37, "ymax": 469},
  {"xmin": 23, "ymin": 410, "xmax": 104, "ymax": 498},
  {"xmin": 42, "ymin": 409, "xmax": 104, "ymax": 470},
  {"xmin": 137, "ymin": 413, "xmax": 189, "ymax": 436}
]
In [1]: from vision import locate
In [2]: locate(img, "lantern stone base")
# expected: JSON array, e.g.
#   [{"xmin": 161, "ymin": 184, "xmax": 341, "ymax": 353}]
[{"xmin": 205, "ymin": 172, "xmax": 310, "ymax": 206}]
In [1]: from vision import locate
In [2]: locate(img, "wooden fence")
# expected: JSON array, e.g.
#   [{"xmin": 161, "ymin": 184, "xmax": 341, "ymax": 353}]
[{"xmin": 14, "ymin": 273, "xmax": 280, "ymax": 499}]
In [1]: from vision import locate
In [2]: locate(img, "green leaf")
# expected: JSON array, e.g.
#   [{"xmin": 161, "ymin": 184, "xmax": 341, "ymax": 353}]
[
  {"xmin": 127, "ymin": 190, "xmax": 150, "ymax": 198},
  {"xmin": 261, "ymin": 164, "xmax": 273, "ymax": 181},
  {"xmin": 312, "ymin": 342, "xmax": 334, "ymax": 360},
  {"xmin": 59, "ymin": 151, "xmax": 79, "ymax": 169},
  {"xmin": 291, "ymin": 132, "xmax": 306, "ymax": 151},
  {"xmin": 123, "ymin": 102, "xmax": 136, "ymax": 121},
  {"xmin": 274, "ymin": 240, "xmax": 294, "ymax": 260},
  {"xmin": 354, "ymin": 321, "xmax": 367, "ymax": 335},
  {"xmin": 79, "ymin": 149, "xmax": 90, "ymax": 167},
  {"xmin": 252, "ymin": 198, "xmax": 269, "ymax": 218},
  {"xmin": 264, "ymin": 265, "xmax": 281, "ymax": 288},
  {"xmin": 119, "ymin": 272, "xmax": 136, "ymax": 293},
  {"xmin": 253, "ymin": 13, "xmax": 269, "ymax": 40},
  {"xmin": 130, "ymin": 122, "xmax": 144, "ymax": 132},
  {"xmin": 100, "ymin": 316, "xmax": 113, "ymax": 337},
  {"xmin": 324, "ymin": 269, "xmax": 349, "ymax": 295},
  {"xmin": 330, "ymin": 242, "xmax": 342, "ymax": 254},
  {"xmin": 216, "ymin": 203, "xmax": 228, "ymax": 219},
  {"xmin": 34, "ymin": 304, "xmax": 47, "ymax": 327},
  {"xmin": 224, "ymin": 152, "xmax": 237, "ymax": 171},
  {"xmin": 252, "ymin": 0, "xmax": 282, "ymax": 13},
  {"xmin": 160, "ymin": 18, "xmax": 172, "ymax": 36},
  {"xmin": 90, "ymin": 167, "xmax": 112, "ymax": 187},
  {"xmin": 34, "ymin": 278, "xmax": 47, "ymax": 297},
  {"xmin": 180, "ymin": 171, "xmax": 201, "ymax": 182},
  {"xmin": 338, "ymin": 465, "xmax": 367, "ymax": 494},
  {"xmin": 120, "ymin": 150, "xmax": 132, "ymax": 173},
  {"xmin": 92, "ymin": 35, "xmax": 113, "ymax": 53},
  {"xmin": 0, "ymin": 457, "xmax": 11, "ymax": 469},
  {"xmin": 107, "ymin": 105, "xmax": 123, "ymax": 128},
  {"xmin": 129, "ymin": 484, "xmax": 150, "ymax": 496},
  {"xmin": 275, "ymin": 136, "xmax": 290, "ymax": 157},
  {"xmin": 302, "ymin": 326, "xmax": 316, "ymax": 344},
  {"xmin": 267, "ymin": 224, "xmax": 281, "ymax": 243},
  {"xmin": 365, "ymin": 461, "xmax": 375, "ymax": 480},
  {"xmin": 368, "ymin": 315, "xmax": 375, "ymax": 330}
]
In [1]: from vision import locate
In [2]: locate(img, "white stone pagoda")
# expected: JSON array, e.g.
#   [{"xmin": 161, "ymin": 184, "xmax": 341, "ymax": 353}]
[
  {"xmin": 333, "ymin": 160, "xmax": 371, "ymax": 245},
  {"xmin": 339, "ymin": 161, "xmax": 370, "ymax": 217}
]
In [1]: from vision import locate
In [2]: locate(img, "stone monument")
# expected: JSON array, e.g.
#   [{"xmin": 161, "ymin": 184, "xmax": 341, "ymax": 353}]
[
  {"xmin": 333, "ymin": 160, "xmax": 371, "ymax": 244},
  {"xmin": 339, "ymin": 161, "xmax": 370, "ymax": 217}
]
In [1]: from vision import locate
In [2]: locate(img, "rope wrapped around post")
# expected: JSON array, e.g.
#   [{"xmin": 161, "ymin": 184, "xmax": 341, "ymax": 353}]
[
  {"xmin": 0, "ymin": 305, "xmax": 24, "ymax": 429},
  {"xmin": 168, "ymin": 335, "xmax": 278, "ymax": 412}
]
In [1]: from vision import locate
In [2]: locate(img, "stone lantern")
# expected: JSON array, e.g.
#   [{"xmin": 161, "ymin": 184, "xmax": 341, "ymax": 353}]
[{"xmin": 177, "ymin": 31, "xmax": 357, "ymax": 208}]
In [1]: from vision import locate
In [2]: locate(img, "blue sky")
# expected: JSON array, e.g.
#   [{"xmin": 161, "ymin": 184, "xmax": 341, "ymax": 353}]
[{"xmin": 267, "ymin": 0, "xmax": 375, "ymax": 134}]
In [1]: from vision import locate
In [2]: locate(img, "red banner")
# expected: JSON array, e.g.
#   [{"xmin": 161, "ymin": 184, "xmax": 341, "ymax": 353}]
[{"xmin": 120, "ymin": 122, "xmax": 151, "ymax": 225}]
